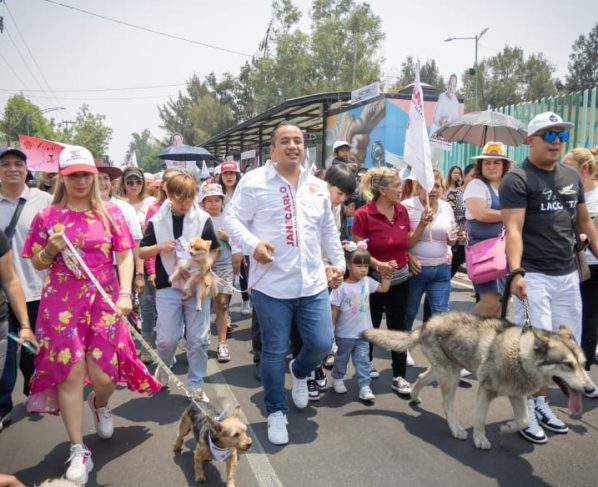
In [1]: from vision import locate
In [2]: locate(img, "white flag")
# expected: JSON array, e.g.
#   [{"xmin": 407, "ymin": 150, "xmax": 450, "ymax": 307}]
[
  {"xmin": 128, "ymin": 151, "xmax": 138, "ymax": 168},
  {"xmin": 403, "ymin": 62, "xmax": 434, "ymax": 192},
  {"xmin": 200, "ymin": 160, "xmax": 210, "ymax": 179},
  {"xmin": 302, "ymin": 146, "xmax": 317, "ymax": 175}
]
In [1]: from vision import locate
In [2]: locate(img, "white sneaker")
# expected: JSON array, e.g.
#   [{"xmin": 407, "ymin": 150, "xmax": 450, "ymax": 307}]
[
  {"xmin": 332, "ymin": 379, "xmax": 347, "ymax": 394},
  {"xmin": 87, "ymin": 391, "xmax": 113, "ymax": 439},
  {"xmin": 240, "ymin": 301, "xmax": 252, "ymax": 316},
  {"xmin": 65, "ymin": 443, "xmax": 93, "ymax": 485},
  {"xmin": 369, "ymin": 363, "xmax": 380, "ymax": 379},
  {"xmin": 267, "ymin": 411, "xmax": 289, "ymax": 445},
  {"xmin": 154, "ymin": 365, "xmax": 170, "ymax": 386},
  {"xmin": 289, "ymin": 359, "xmax": 308, "ymax": 408},
  {"xmin": 359, "ymin": 385, "xmax": 375, "ymax": 402},
  {"xmin": 535, "ymin": 396, "xmax": 568, "ymax": 434},
  {"xmin": 460, "ymin": 369, "xmax": 472, "ymax": 378},
  {"xmin": 520, "ymin": 398, "xmax": 547, "ymax": 444},
  {"xmin": 406, "ymin": 351, "xmax": 415, "ymax": 367},
  {"xmin": 217, "ymin": 343, "xmax": 231, "ymax": 363},
  {"xmin": 392, "ymin": 376, "xmax": 412, "ymax": 395}
]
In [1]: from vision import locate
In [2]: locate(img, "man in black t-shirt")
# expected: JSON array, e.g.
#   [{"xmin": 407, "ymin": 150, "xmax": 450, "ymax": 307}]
[{"xmin": 500, "ymin": 111, "xmax": 598, "ymax": 445}]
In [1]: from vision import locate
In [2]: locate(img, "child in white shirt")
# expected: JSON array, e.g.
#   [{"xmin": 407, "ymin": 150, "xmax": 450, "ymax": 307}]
[{"xmin": 330, "ymin": 242, "xmax": 390, "ymax": 402}]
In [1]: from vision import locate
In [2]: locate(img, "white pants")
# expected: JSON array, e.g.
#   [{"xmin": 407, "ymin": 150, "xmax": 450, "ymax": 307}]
[
  {"xmin": 155, "ymin": 287, "xmax": 211, "ymax": 389},
  {"xmin": 513, "ymin": 270, "xmax": 581, "ymax": 343}
]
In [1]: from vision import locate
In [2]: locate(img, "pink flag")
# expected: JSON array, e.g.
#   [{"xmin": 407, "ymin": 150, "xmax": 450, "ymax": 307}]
[{"xmin": 18, "ymin": 134, "xmax": 65, "ymax": 173}]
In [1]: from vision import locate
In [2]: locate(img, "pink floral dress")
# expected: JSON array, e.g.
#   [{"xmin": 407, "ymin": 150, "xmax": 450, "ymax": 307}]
[{"xmin": 22, "ymin": 203, "xmax": 162, "ymax": 414}]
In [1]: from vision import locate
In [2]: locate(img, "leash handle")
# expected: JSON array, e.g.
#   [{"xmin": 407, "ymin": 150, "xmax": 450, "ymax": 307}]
[
  {"xmin": 501, "ymin": 268, "xmax": 529, "ymax": 326},
  {"xmin": 58, "ymin": 231, "xmax": 212, "ymax": 415}
]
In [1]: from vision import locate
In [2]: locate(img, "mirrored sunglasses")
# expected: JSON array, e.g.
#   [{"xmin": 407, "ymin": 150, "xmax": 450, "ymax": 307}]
[
  {"xmin": 125, "ymin": 179, "xmax": 143, "ymax": 186},
  {"xmin": 538, "ymin": 131, "xmax": 570, "ymax": 143}
]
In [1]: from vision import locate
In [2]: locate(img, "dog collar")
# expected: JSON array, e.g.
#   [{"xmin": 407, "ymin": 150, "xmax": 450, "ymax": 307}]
[{"xmin": 208, "ymin": 431, "xmax": 233, "ymax": 463}]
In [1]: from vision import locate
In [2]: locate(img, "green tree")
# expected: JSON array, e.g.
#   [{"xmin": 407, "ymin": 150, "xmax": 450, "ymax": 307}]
[
  {"xmin": 390, "ymin": 57, "xmax": 447, "ymax": 92},
  {"xmin": 158, "ymin": 74, "xmax": 235, "ymax": 145},
  {"xmin": 127, "ymin": 129, "xmax": 163, "ymax": 173},
  {"xmin": 460, "ymin": 45, "xmax": 557, "ymax": 111},
  {"xmin": 0, "ymin": 94, "xmax": 57, "ymax": 145},
  {"xmin": 56, "ymin": 104, "xmax": 113, "ymax": 159},
  {"xmin": 566, "ymin": 23, "xmax": 598, "ymax": 92}
]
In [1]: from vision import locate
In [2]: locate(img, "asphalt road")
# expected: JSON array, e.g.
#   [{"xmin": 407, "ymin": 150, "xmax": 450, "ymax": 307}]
[{"xmin": 2, "ymin": 274, "xmax": 598, "ymax": 486}]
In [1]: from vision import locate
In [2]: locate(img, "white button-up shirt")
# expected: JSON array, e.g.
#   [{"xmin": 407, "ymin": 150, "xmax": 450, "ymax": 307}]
[{"xmin": 224, "ymin": 163, "xmax": 345, "ymax": 299}]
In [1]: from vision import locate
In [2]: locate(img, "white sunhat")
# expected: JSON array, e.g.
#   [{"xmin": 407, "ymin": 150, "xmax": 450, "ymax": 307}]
[{"xmin": 333, "ymin": 140, "xmax": 351, "ymax": 152}]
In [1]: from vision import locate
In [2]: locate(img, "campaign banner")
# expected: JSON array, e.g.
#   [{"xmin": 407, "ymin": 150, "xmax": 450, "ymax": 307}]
[{"xmin": 18, "ymin": 134, "xmax": 65, "ymax": 173}]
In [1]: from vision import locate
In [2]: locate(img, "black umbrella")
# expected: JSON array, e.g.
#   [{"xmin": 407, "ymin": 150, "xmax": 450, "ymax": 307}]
[{"xmin": 157, "ymin": 144, "xmax": 215, "ymax": 161}]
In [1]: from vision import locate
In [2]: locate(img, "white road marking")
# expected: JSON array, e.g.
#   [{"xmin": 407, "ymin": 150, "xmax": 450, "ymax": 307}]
[{"xmin": 206, "ymin": 360, "xmax": 284, "ymax": 487}]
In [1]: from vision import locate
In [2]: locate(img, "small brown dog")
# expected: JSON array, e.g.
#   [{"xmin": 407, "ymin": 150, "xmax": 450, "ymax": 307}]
[
  {"xmin": 169, "ymin": 236, "xmax": 217, "ymax": 310},
  {"xmin": 173, "ymin": 401, "xmax": 252, "ymax": 486}
]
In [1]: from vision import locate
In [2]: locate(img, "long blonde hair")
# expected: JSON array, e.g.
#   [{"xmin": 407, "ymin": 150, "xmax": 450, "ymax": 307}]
[
  {"xmin": 53, "ymin": 174, "xmax": 115, "ymax": 230},
  {"xmin": 359, "ymin": 167, "xmax": 399, "ymax": 200}
]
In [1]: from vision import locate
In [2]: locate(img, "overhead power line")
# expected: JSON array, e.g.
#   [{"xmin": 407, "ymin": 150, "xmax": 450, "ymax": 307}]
[
  {"xmin": 0, "ymin": 82, "xmax": 187, "ymax": 93},
  {"xmin": 0, "ymin": 90, "xmax": 178, "ymax": 101},
  {"xmin": 42, "ymin": 0, "xmax": 253, "ymax": 58}
]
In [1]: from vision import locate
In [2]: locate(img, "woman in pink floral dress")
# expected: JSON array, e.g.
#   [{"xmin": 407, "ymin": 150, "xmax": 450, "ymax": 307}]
[{"xmin": 21, "ymin": 146, "xmax": 161, "ymax": 485}]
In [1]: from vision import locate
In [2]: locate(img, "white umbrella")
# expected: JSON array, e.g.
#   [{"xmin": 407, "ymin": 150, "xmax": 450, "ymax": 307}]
[{"xmin": 436, "ymin": 110, "xmax": 527, "ymax": 147}]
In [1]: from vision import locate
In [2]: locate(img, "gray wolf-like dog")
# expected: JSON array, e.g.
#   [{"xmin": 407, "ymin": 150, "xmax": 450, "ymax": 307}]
[{"xmin": 363, "ymin": 312, "xmax": 596, "ymax": 449}]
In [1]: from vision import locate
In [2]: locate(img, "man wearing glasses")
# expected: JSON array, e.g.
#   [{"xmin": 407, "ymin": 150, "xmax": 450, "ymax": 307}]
[{"xmin": 500, "ymin": 112, "xmax": 598, "ymax": 445}]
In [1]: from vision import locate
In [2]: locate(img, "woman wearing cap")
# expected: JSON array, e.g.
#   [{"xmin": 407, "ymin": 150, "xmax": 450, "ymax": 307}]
[
  {"xmin": 216, "ymin": 161, "xmax": 251, "ymax": 316},
  {"xmin": 21, "ymin": 146, "xmax": 161, "ymax": 484},
  {"xmin": 119, "ymin": 167, "xmax": 156, "ymax": 230},
  {"xmin": 463, "ymin": 142, "xmax": 512, "ymax": 318}
]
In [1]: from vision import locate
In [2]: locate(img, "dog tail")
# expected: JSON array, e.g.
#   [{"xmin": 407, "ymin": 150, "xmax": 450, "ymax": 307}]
[{"xmin": 361, "ymin": 328, "xmax": 421, "ymax": 353}]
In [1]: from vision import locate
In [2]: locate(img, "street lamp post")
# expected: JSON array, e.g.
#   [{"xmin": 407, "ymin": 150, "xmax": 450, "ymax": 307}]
[{"xmin": 445, "ymin": 28, "xmax": 489, "ymax": 111}]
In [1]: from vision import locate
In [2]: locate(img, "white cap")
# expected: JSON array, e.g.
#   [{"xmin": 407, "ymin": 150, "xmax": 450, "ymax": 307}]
[
  {"xmin": 527, "ymin": 112, "xmax": 574, "ymax": 137},
  {"xmin": 333, "ymin": 140, "xmax": 351, "ymax": 152},
  {"xmin": 144, "ymin": 172, "xmax": 155, "ymax": 183},
  {"xmin": 59, "ymin": 145, "xmax": 97, "ymax": 176}
]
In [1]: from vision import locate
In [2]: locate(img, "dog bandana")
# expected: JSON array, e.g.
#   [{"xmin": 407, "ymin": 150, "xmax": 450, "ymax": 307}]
[{"xmin": 208, "ymin": 431, "xmax": 233, "ymax": 462}]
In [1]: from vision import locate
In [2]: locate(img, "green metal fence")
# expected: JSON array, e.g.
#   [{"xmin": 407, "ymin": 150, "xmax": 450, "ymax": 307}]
[{"xmin": 437, "ymin": 86, "xmax": 598, "ymax": 176}]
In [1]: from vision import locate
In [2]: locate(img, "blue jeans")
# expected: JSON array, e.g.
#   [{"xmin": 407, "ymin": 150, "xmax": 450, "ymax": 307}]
[
  {"xmin": 155, "ymin": 287, "xmax": 210, "ymax": 389},
  {"xmin": 405, "ymin": 263, "xmax": 451, "ymax": 331},
  {"xmin": 252, "ymin": 289, "xmax": 333, "ymax": 415},
  {"xmin": 140, "ymin": 275, "xmax": 157, "ymax": 337},
  {"xmin": 0, "ymin": 318, "xmax": 17, "ymax": 414},
  {"xmin": 332, "ymin": 337, "xmax": 370, "ymax": 389}
]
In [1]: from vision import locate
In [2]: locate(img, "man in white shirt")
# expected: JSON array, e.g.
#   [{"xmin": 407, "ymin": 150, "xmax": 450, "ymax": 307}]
[
  {"xmin": 0, "ymin": 148, "xmax": 52, "ymax": 426},
  {"xmin": 225, "ymin": 122, "xmax": 345, "ymax": 445}
]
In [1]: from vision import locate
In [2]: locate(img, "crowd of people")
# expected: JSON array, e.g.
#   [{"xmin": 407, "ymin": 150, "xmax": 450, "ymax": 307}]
[{"xmin": 0, "ymin": 111, "xmax": 597, "ymax": 484}]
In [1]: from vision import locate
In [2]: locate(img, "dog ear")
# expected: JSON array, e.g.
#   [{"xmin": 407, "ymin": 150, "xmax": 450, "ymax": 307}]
[
  {"xmin": 557, "ymin": 325, "xmax": 574, "ymax": 341},
  {"xmin": 532, "ymin": 330, "xmax": 549, "ymax": 355},
  {"xmin": 232, "ymin": 405, "xmax": 242, "ymax": 419},
  {"xmin": 207, "ymin": 416, "xmax": 223, "ymax": 434}
]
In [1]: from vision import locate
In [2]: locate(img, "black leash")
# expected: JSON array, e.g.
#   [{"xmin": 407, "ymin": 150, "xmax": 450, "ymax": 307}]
[{"xmin": 501, "ymin": 267, "xmax": 532, "ymax": 329}]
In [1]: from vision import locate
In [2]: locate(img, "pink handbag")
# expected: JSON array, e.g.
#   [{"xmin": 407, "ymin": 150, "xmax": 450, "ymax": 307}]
[{"xmin": 465, "ymin": 231, "xmax": 507, "ymax": 284}]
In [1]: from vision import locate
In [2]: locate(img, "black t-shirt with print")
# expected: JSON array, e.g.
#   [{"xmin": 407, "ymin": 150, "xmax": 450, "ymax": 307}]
[
  {"xmin": 0, "ymin": 229, "xmax": 11, "ymax": 322},
  {"xmin": 499, "ymin": 158, "xmax": 585, "ymax": 275},
  {"xmin": 140, "ymin": 215, "xmax": 220, "ymax": 289}
]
